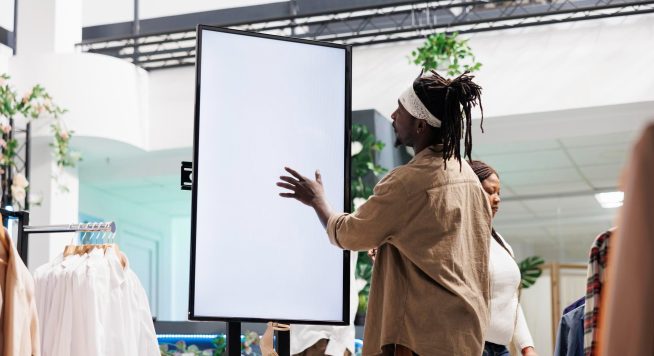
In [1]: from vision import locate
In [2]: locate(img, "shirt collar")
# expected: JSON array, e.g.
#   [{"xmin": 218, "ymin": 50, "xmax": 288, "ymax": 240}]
[{"xmin": 409, "ymin": 144, "xmax": 443, "ymax": 164}]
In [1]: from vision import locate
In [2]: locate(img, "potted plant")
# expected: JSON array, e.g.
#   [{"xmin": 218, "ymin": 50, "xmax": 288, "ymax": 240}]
[
  {"xmin": 350, "ymin": 123, "xmax": 386, "ymax": 324},
  {"xmin": 410, "ymin": 32, "xmax": 482, "ymax": 76}
]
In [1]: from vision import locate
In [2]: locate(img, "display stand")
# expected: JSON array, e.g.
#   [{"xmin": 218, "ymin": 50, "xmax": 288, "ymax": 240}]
[{"xmin": 183, "ymin": 165, "xmax": 291, "ymax": 356}]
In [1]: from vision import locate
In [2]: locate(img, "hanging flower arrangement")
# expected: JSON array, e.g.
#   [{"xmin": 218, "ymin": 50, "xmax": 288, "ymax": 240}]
[{"xmin": 0, "ymin": 73, "xmax": 81, "ymax": 208}]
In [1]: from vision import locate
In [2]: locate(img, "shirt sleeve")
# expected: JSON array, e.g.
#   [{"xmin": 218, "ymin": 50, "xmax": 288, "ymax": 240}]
[
  {"xmin": 326, "ymin": 170, "xmax": 408, "ymax": 251},
  {"xmin": 513, "ymin": 304, "xmax": 536, "ymax": 351}
]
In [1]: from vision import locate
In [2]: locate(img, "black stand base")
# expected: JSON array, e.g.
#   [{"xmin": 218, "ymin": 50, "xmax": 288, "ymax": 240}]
[
  {"xmin": 227, "ymin": 321, "xmax": 241, "ymax": 356},
  {"xmin": 276, "ymin": 328, "xmax": 290, "ymax": 356}
]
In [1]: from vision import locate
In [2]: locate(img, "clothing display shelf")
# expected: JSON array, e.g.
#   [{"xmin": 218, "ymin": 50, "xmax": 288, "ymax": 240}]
[{"xmin": 0, "ymin": 208, "xmax": 115, "ymax": 268}]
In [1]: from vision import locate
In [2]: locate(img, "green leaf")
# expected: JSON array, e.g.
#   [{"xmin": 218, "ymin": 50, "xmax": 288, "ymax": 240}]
[{"xmin": 518, "ymin": 256, "xmax": 545, "ymax": 289}]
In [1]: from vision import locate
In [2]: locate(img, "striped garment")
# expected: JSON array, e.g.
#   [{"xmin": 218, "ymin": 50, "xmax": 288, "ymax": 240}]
[{"xmin": 583, "ymin": 230, "xmax": 612, "ymax": 356}]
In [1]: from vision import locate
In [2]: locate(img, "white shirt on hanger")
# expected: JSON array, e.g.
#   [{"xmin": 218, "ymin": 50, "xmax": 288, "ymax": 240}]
[{"xmin": 33, "ymin": 246, "xmax": 160, "ymax": 356}]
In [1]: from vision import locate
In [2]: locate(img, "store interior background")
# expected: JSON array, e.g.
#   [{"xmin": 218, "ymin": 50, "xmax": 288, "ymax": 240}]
[{"xmin": 1, "ymin": 0, "xmax": 653, "ymax": 354}]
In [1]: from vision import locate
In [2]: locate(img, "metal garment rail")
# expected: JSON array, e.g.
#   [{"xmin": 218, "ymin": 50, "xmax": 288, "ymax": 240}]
[{"xmin": 0, "ymin": 208, "xmax": 116, "ymax": 268}]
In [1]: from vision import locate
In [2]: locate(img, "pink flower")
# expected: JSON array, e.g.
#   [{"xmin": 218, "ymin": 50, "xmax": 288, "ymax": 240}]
[
  {"xmin": 37, "ymin": 105, "xmax": 45, "ymax": 114},
  {"xmin": 0, "ymin": 139, "xmax": 6, "ymax": 148},
  {"xmin": 1, "ymin": 124, "xmax": 11, "ymax": 134},
  {"xmin": 59, "ymin": 130, "xmax": 69, "ymax": 141}
]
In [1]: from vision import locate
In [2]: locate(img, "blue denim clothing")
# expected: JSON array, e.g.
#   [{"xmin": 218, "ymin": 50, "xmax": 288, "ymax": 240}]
[
  {"xmin": 563, "ymin": 296, "xmax": 585, "ymax": 315},
  {"xmin": 482, "ymin": 342, "xmax": 510, "ymax": 356},
  {"xmin": 554, "ymin": 304, "xmax": 585, "ymax": 356}
]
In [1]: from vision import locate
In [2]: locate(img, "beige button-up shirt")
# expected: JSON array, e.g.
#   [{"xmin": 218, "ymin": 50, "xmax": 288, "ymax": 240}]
[
  {"xmin": 0, "ymin": 227, "xmax": 40, "ymax": 356},
  {"xmin": 327, "ymin": 147, "xmax": 492, "ymax": 356}
]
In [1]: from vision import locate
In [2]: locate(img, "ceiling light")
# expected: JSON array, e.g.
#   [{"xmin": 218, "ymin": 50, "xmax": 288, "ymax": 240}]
[{"xmin": 595, "ymin": 191, "xmax": 624, "ymax": 208}]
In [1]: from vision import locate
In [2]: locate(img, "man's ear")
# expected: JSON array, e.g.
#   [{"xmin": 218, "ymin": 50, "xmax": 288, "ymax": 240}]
[{"xmin": 416, "ymin": 119, "xmax": 427, "ymax": 132}]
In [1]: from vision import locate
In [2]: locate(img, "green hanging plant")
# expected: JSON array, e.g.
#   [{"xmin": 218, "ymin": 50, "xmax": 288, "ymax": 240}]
[
  {"xmin": 350, "ymin": 123, "xmax": 386, "ymax": 318},
  {"xmin": 518, "ymin": 255, "xmax": 545, "ymax": 289},
  {"xmin": 410, "ymin": 32, "xmax": 482, "ymax": 76}
]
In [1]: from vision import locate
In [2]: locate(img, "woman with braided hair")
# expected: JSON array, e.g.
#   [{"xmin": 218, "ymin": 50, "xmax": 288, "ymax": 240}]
[
  {"xmin": 469, "ymin": 160, "xmax": 538, "ymax": 356},
  {"xmin": 278, "ymin": 71, "xmax": 492, "ymax": 355}
]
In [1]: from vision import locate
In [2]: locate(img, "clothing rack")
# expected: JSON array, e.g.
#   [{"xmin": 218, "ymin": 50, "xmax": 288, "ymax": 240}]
[{"xmin": 0, "ymin": 208, "xmax": 116, "ymax": 268}]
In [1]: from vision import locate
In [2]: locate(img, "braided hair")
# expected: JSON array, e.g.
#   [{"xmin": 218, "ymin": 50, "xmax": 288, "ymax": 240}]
[
  {"xmin": 469, "ymin": 160, "xmax": 499, "ymax": 182},
  {"xmin": 469, "ymin": 160, "xmax": 511, "ymax": 254},
  {"xmin": 413, "ymin": 70, "xmax": 484, "ymax": 169}
]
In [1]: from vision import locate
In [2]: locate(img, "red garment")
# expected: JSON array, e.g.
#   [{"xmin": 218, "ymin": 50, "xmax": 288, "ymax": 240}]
[{"xmin": 583, "ymin": 230, "xmax": 611, "ymax": 356}]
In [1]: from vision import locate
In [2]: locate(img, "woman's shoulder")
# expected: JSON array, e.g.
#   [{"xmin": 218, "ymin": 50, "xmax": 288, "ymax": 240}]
[{"xmin": 493, "ymin": 230, "xmax": 515, "ymax": 257}]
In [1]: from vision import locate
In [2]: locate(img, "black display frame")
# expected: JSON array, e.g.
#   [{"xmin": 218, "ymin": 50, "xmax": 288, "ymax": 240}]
[{"xmin": 188, "ymin": 24, "xmax": 352, "ymax": 325}]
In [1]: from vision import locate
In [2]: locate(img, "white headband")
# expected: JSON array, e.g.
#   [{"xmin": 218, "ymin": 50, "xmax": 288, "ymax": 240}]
[{"xmin": 398, "ymin": 86, "xmax": 442, "ymax": 128}]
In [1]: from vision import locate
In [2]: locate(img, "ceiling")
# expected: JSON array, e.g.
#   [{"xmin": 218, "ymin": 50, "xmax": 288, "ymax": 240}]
[{"xmin": 473, "ymin": 130, "xmax": 638, "ymax": 262}]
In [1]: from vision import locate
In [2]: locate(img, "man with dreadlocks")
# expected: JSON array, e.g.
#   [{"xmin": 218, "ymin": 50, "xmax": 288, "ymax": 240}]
[{"xmin": 277, "ymin": 71, "xmax": 492, "ymax": 355}]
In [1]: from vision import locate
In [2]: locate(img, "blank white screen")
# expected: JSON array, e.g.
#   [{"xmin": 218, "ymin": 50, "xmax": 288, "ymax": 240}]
[{"xmin": 192, "ymin": 28, "xmax": 347, "ymax": 323}]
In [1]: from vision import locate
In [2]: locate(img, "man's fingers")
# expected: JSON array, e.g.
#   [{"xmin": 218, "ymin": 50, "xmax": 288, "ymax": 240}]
[
  {"xmin": 284, "ymin": 167, "xmax": 306, "ymax": 181},
  {"xmin": 276, "ymin": 182, "xmax": 296, "ymax": 191},
  {"xmin": 279, "ymin": 176, "xmax": 299, "ymax": 186},
  {"xmin": 279, "ymin": 192, "xmax": 296, "ymax": 198},
  {"xmin": 315, "ymin": 170, "xmax": 322, "ymax": 184}
]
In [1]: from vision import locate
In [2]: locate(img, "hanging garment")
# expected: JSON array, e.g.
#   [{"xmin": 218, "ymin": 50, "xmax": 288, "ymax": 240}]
[
  {"xmin": 555, "ymin": 304, "xmax": 584, "ymax": 356},
  {"xmin": 583, "ymin": 230, "xmax": 611, "ymax": 356},
  {"xmin": 563, "ymin": 296, "xmax": 585, "ymax": 316},
  {"xmin": 33, "ymin": 246, "xmax": 158, "ymax": 356},
  {"xmin": 600, "ymin": 123, "xmax": 654, "ymax": 356},
  {"xmin": 0, "ymin": 226, "xmax": 40, "ymax": 356}
]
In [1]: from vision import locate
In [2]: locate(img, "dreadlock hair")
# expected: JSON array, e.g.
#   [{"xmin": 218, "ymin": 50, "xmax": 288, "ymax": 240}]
[
  {"xmin": 469, "ymin": 160, "xmax": 499, "ymax": 183},
  {"xmin": 412, "ymin": 70, "xmax": 483, "ymax": 169}
]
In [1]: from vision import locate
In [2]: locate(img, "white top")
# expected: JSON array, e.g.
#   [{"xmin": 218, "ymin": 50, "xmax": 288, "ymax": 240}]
[
  {"xmin": 290, "ymin": 253, "xmax": 358, "ymax": 355},
  {"xmin": 486, "ymin": 233, "xmax": 535, "ymax": 350},
  {"xmin": 33, "ymin": 248, "xmax": 159, "ymax": 356}
]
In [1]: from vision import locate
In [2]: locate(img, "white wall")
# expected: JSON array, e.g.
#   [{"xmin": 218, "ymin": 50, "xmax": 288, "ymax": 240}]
[
  {"xmin": 169, "ymin": 217, "xmax": 191, "ymax": 320},
  {"xmin": 0, "ymin": 0, "xmax": 13, "ymax": 30},
  {"xmin": 521, "ymin": 270, "xmax": 553, "ymax": 355},
  {"xmin": 351, "ymin": 14, "xmax": 654, "ymax": 120},
  {"xmin": 0, "ymin": 44, "xmax": 10, "ymax": 72},
  {"xmin": 16, "ymin": 0, "xmax": 82, "ymax": 55},
  {"xmin": 148, "ymin": 66, "xmax": 195, "ymax": 150},
  {"xmin": 8, "ymin": 53, "xmax": 150, "ymax": 149},
  {"xmin": 79, "ymin": 182, "xmax": 189, "ymax": 320}
]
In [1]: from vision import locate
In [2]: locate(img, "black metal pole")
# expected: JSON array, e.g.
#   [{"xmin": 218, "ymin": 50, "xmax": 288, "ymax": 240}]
[
  {"xmin": 276, "ymin": 328, "xmax": 290, "ymax": 356},
  {"xmin": 226, "ymin": 321, "xmax": 241, "ymax": 356},
  {"xmin": 12, "ymin": 0, "xmax": 17, "ymax": 54},
  {"xmin": 132, "ymin": 0, "xmax": 140, "ymax": 65},
  {"xmin": 2, "ymin": 118, "xmax": 14, "ymax": 207},
  {"xmin": 15, "ymin": 210, "xmax": 29, "ymax": 266},
  {"xmin": 24, "ymin": 122, "xmax": 30, "ymax": 210}
]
